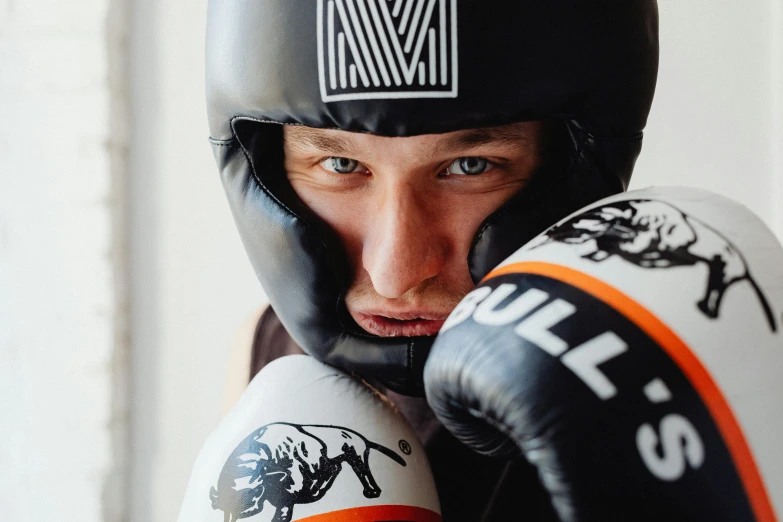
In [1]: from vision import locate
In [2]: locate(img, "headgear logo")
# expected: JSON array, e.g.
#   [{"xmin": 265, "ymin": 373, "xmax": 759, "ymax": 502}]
[{"xmin": 317, "ymin": 0, "xmax": 458, "ymax": 102}]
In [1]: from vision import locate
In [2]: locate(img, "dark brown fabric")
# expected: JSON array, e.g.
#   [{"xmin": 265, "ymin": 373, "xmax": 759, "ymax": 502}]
[
  {"xmin": 249, "ymin": 306, "xmax": 559, "ymax": 522},
  {"xmin": 248, "ymin": 305, "xmax": 308, "ymax": 378}
]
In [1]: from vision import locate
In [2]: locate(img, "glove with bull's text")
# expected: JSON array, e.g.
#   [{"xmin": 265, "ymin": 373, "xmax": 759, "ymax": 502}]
[
  {"xmin": 424, "ymin": 186, "xmax": 783, "ymax": 521},
  {"xmin": 178, "ymin": 355, "xmax": 441, "ymax": 522}
]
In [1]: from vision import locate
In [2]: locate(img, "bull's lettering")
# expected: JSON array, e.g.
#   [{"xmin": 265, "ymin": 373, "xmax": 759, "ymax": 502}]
[
  {"xmin": 560, "ymin": 331, "xmax": 628, "ymax": 400},
  {"xmin": 440, "ymin": 286, "xmax": 492, "ymax": 332},
  {"xmin": 643, "ymin": 378, "xmax": 672, "ymax": 403},
  {"xmin": 514, "ymin": 299, "xmax": 576, "ymax": 357},
  {"xmin": 636, "ymin": 413, "xmax": 705, "ymax": 481},
  {"xmin": 473, "ymin": 285, "xmax": 549, "ymax": 326}
]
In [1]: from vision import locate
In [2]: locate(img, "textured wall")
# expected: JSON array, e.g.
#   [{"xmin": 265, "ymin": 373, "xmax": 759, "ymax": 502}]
[{"xmin": 0, "ymin": 0, "xmax": 128, "ymax": 520}]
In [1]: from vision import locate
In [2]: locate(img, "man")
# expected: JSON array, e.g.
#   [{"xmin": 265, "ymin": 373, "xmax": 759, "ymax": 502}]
[{"xmin": 208, "ymin": 0, "xmax": 659, "ymax": 519}]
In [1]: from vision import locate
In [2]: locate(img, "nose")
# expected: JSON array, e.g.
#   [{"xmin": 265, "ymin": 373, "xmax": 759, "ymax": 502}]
[{"xmin": 362, "ymin": 183, "xmax": 448, "ymax": 299}]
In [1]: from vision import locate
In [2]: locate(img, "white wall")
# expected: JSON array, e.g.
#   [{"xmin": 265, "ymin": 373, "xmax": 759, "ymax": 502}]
[
  {"xmin": 127, "ymin": 1, "xmax": 262, "ymax": 521},
  {"xmin": 633, "ymin": 1, "xmax": 783, "ymax": 242},
  {"xmin": 772, "ymin": 0, "xmax": 783, "ymax": 241}
]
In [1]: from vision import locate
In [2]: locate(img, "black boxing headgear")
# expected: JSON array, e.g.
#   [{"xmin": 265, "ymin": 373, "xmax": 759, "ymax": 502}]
[{"xmin": 206, "ymin": 0, "xmax": 659, "ymax": 395}]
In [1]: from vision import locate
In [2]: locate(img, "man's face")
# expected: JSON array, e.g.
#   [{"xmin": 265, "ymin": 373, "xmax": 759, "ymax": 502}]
[{"xmin": 284, "ymin": 122, "xmax": 543, "ymax": 338}]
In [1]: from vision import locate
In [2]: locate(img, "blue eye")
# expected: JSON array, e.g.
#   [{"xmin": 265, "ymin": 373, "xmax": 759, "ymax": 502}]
[
  {"xmin": 321, "ymin": 157, "xmax": 361, "ymax": 174},
  {"xmin": 447, "ymin": 157, "xmax": 492, "ymax": 175}
]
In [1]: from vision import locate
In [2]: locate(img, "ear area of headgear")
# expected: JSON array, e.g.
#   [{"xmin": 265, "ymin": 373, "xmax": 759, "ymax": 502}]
[{"xmin": 212, "ymin": 120, "xmax": 346, "ymax": 356}]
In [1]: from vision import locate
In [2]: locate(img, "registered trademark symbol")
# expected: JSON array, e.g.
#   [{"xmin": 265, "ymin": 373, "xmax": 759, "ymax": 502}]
[{"xmin": 398, "ymin": 439, "xmax": 411, "ymax": 455}]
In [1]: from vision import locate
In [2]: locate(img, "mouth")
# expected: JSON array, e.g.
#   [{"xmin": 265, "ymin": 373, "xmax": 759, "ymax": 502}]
[{"xmin": 352, "ymin": 311, "xmax": 447, "ymax": 337}]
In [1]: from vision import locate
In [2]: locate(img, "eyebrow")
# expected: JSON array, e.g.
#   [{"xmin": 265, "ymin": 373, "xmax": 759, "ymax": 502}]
[
  {"xmin": 284, "ymin": 123, "xmax": 536, "ymax": 158},
  {"xmin": 284, "ymin": 127, "xmax": 360, "ymax": 157},
  {"xmin": 434, "ymin": 125, "xmax": 534, "ymax": 155}
]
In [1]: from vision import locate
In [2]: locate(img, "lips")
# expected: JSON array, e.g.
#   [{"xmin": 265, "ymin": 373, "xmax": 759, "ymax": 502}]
[{"xmin": 353, "ymin": 311, "xmax": 447, "ymax": 337}]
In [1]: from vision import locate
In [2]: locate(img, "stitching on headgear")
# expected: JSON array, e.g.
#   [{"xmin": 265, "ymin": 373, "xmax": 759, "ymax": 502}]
[{"xmin": 208, "ymin": 137, "xmax": 235, "ymax": 146}]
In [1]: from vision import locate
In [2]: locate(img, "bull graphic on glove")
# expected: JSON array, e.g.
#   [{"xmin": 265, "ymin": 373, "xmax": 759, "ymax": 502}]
[
  {"xmin": 537, "ymin": 199, "xmax": 778, "ymax": 332},
  {"xmin": 210, "ymin": 423, "xmax": 406, "ymax": 522}
]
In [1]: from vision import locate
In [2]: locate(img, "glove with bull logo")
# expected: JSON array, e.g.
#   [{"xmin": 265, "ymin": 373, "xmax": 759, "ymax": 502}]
[
  {"xmin": 424, "ymin": 186, "xmax": 783, "ymax": 521},
  {"xmin": 178, "ymin": 355, "xmax": 441, "ymax": 522}
]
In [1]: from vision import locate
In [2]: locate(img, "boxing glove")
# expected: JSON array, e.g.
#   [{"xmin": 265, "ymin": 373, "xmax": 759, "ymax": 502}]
[
  {"xmin": 178, "ymin": 355, "xmax": 441, "ymax": 522},
  {"xmin": 424, "ymin": 186, "xmax": 783, "ymax": 521}
]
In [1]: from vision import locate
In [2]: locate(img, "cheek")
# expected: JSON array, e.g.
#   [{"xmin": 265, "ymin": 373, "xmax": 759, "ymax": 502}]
[
  {"xmin": 288, "ymin": 180, "xmax": 368, "ymax": 258},
  {"xmin": 440, "ymin": 201, "xmax": 491, "ymax": 255},
  {"xmin": 441, "ymin": 190, "xmax": 518, "ymax": 249}
]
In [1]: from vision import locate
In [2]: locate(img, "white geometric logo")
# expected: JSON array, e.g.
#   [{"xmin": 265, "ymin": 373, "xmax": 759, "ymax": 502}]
[{"xmin": 317, "ymin": 0, "xmax": 458, "ymax": 102}]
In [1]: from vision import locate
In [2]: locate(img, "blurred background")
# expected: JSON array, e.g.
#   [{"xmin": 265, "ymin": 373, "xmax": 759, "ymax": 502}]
[{"xmin": 0, "ymin": 1, "xmax": 781, "ymax": 521}]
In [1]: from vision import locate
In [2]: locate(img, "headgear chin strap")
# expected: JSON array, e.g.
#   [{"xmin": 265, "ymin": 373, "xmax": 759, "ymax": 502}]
[{"xmin": 206, "ymin": 0, "xmax": 659, "ymax": 395}]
